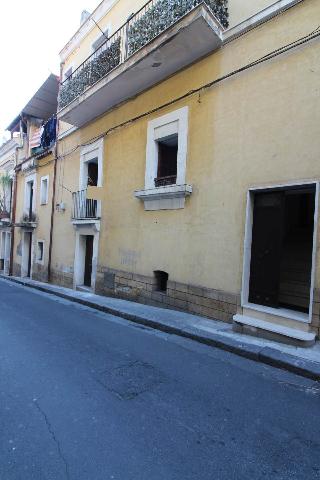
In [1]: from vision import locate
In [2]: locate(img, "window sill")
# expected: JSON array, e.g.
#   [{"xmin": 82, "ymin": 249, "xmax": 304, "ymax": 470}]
[{"xmin": 134, "ymin": 184, "xmax": 192, "ymax": 211}]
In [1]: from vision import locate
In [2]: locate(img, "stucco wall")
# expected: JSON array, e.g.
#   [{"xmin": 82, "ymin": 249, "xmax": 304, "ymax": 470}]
[
  {"xmin": 12, "ymin": 153, "xmax": 54, "ymax": 279},
  {"xmin": 53, "ymin": 0, "xmax": 320, "ymax": 300}
]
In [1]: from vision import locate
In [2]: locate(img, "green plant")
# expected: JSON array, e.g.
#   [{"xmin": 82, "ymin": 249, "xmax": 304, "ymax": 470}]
[
  {"xmin": 59, "ymin": 37, "xmax": 122, "ymax": 109},
  {"xmin": 0, "ymin": 173, "xmax": 12, "ymax": 214},
  {"xmin": 127, "ymin": 0, "xmax": 229, "ymax": 55},
  {"xmin": 21, "ymin": 212, "xmax": 37, "ymax": 223}
]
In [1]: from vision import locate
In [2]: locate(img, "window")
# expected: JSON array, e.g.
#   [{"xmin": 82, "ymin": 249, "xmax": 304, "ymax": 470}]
[
  {"xmin": 80, "ymin": 138, "xmax": 103, "ymax": 189},
  {"xmin": 40, "ymin": 176, "xmax": 49, "ymax": 205},
  {"xmin": 134, "ymin": 107, "xmax": 192, "ymax": 211},
  {"xmin": 92, "ymin": 30, "xmax": 109, "ymax": 53},
  {"xmin": 155, "ymin": 134, "xmax": 178, "ymax": 187},
  {"xmin": 78, "ymin": 138, "xmax": 104, "ymax": 220},
  {"xmin": 87, "ymin": 160, "xmax": 98, "ymax": 186},
  {"xmin": 24, "ymin": 174, "xmax": 36, "ymax": 218},
  {"xmin": 145, "ymin": 107, "xmax": 188, "ymax": 190},
  {"xmin": 37, "ymin": 241, "xmax": 44, "ymax": 264}
]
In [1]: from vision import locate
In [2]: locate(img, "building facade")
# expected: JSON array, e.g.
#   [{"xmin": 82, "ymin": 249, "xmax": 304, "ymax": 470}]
[
  {"xmin": 5, "ymin": 0, "xmax": 320, "ymax": 346},
  {"xmin": 0, "ymin": 138, "xmax": 18, "ymax": 275},
  {"xmin": 7, "ymin": 74, "xmax": 59, "ymax": 282}
]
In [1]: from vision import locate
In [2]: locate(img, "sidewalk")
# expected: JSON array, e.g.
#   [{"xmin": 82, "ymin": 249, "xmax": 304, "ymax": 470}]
[{"xmin": 2, "ymin": 274, "xmax": 320, "ymax": 381}]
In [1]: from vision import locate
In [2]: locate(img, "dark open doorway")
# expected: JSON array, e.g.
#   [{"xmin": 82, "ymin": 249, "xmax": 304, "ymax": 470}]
[
  {"xmin": 27, "ymin": 232, "xmax": 32, "ymax": 278},
  {"xmin": 248, "ymin": 185, "xmax": 315, "ymax": 313},
  {"xmin": 87, "ymin": 161, "xmax": 98, "ymax": 187},
  {"xmin": 84, "ymin": 235, "xmax": 94, "ymax": 287},
  {"xmin": 86, "ymin": 159, "xmax": 98, "ymax": 218}
]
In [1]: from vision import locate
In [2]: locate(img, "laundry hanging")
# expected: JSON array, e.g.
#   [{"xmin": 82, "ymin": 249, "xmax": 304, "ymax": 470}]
[{"xmin": 40, "ymin": 117, "xmax": 57, "ymax": 149}]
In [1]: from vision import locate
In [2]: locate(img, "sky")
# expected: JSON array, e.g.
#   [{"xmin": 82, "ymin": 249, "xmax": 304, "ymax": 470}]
[{"xmin": 0, "ymin": 0, "xmax": 100, "ymax": 143}]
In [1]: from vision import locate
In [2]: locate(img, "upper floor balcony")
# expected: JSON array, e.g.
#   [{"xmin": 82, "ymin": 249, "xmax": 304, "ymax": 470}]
[
  {"xmin": 0, "ymin": 174, "xmax": 12, "ymax": 223},
  {"xmin": 58, "ymin": 0, "xmax": 228, "ymax": 127},
  {"xmin": 72, "ymin": 189, "xmax": 100, "ymax": 222},
  {"xmin": 29, "ymin": 116, "xmax": 57, "ymax": 160}
]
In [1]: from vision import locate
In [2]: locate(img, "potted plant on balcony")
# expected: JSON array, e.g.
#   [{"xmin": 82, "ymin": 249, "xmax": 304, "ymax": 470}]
[
  {"xmin": 0, "ymin": 173, "xmax": 12, "ymax": 220},
  {"xmin": 20, "ymin": 211, "xmax": 37, "ymax": 224}
]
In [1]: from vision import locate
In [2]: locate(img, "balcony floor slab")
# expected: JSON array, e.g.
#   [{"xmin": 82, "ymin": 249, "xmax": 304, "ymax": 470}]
[{"xmin": 58, "ymin": 4, "xmax": 223, "ymax": 127}]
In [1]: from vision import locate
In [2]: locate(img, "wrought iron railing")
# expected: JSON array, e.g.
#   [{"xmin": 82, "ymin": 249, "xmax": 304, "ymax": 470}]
[
  {"xmin": 154, "ymin": 175, "xmax": 177, "ymax": 187},
  {"xmin": 20, "ymin": 212, "xmax": 37, "ymax": 224},
  {"xmin": 59, "ymin": 0, "xmax": 228, "ymax": 109},
  {"xmin": 72, "ymin": 189, "xmax": 99, "ymax": 220}
]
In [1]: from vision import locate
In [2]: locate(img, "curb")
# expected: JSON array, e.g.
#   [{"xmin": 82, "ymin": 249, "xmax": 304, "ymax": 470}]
[{"xmin": 2, "ymin": 275, "xmax": 320, "ymax": 382}]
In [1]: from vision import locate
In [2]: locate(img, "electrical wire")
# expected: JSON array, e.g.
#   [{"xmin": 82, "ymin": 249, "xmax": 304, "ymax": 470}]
[{"xmin": 56, "ymin": 25, "xmax": 320, "ymax": 168}]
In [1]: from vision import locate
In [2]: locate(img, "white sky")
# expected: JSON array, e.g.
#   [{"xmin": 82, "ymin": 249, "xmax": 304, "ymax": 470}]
[{"xmin": 0, "ymin": 0, "xmax": 100, "ymax": 143}]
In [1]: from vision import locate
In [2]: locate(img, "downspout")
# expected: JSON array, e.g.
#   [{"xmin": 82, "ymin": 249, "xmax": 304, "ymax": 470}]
[
  {"xmin": 47, "ymin": 145, "xmax": 57, "ymax": 283},
  {"xmin": 9, "ymin": 162, "xmax": 19, "ymax": 276},
  {"xmin": 48, "ymin": 72, "xmax": 62, "ymax": 283}
]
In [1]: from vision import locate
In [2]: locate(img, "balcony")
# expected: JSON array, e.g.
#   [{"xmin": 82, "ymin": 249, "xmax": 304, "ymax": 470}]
[
  {"xmin": 29, "ymin": 116, "xmax": 57, "ymax": 160},
  {"xmin": 72, "ymin": 189, "xmax": 100, "ymax": 221},
  {"xmin": 17, "ymin": 212, "xmax": 38, "ymax": 229},
  {"xmin": 0, "ymin": 209, "xmax": 11, "ymax": 223},
  {"xmin": 0, "ymin": 175, "xmax": 12, "ymax": 223},
  {"xmin": 58, "ymin": 0, "xmax": 228, "ymax": 127}
]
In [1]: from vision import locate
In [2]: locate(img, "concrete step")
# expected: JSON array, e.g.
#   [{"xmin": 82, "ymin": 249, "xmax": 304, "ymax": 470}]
[
  {"xmin": 233, "ymin": 314, "xmax": 315, "ymax": 347},
  {"xmin": 76, "ymin": 285, "xmax": 93, "ymax": 293}
]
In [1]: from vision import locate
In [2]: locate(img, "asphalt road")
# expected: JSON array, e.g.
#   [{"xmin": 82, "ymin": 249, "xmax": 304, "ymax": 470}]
[{"xmin": 0, "ymin": 278, "xmax": 320, "ymax": 480}]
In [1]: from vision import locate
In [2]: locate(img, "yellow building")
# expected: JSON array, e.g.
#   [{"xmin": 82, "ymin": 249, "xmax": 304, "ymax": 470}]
[
  {"xmin": 0, "ymin": 138, "xmax": 18, "ymax": 275},
  {"xmin": 7, "ymin": 74, "xmax": 59, "ymax": 282},
  {"xmin": 8, "ymin": 0, "xmax": 320, "ymax": 347}
]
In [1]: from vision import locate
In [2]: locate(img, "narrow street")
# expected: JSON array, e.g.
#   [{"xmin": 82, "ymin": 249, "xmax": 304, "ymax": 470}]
[{"xmin": 0, "ymin": 278, "xmax": 320, "ymax": 480}]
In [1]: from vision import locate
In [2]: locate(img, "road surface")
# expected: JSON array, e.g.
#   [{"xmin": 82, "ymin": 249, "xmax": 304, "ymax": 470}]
[{"xmin": 0, "ymin": 278, "xmax": 319, "ymax": 479}]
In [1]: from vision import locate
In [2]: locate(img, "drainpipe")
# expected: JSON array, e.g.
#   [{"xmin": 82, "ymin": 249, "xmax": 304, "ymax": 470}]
[
  {"xmin": 48, "ymin": 72, "xmax": 62, "ymax": 283},
  {"xmin": 9, "ymin": 166, "xmax": 18, "ymax": 276},
  {"xmin": 47, "ymin": 137, "xmax": 58, "ymax": 283},
  {"xmin": 9, "ymin": 118, "xmax": 25, "ymax": 276}
]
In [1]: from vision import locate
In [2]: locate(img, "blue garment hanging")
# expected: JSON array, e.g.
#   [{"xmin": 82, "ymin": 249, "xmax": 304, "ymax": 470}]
[{"xmin": 40, "ymin": 117, "xmax": 57, "ymax": 149}]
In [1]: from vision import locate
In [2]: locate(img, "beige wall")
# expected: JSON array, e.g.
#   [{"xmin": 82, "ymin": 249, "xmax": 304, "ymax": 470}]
[
  {"xmin": 12, "ymin": 154, "xmax": 54, "ymax": 279},
  {"xmin": 229, "ymin": 0, "xmax": 274, "ymax": 26},
  {"xmin": 53, "ymin": 0, "xmax": 320, "ymax": 297}
]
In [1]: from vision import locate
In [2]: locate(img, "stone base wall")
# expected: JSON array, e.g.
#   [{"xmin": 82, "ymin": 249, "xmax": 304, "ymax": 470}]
[
  {"xmin": 32, "ymin": 263, "xmax": 49, "ymax": 283},
  {"xmin": 311, "ymin": 288, "xmax": 320, "ymax": 337},
  {"xmin": 12, "ymin": 262, "xmax": 21, "ymax": 277},
  {"xmin": 49, "ymin": 269, "xmax": 73, "ymax": 289},
  {"xmin": 96, "ymin": 267, "xmax": 240, "ymax": 323}
]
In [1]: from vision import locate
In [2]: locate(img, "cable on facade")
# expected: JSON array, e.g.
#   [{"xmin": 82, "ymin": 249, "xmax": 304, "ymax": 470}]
[{"xmin": 56, "ymin": 26, "xmax": 320, "ymax": 165}]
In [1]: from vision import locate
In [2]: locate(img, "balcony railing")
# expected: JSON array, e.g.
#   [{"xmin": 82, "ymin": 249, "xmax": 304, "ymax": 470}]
[
  {"xmin": 18, "ymin": 212, "xmax": 38, "ymax": 227},
  {"xmin": 59, "ymin": 0, "xmax": 228, "ymax": 110},
  {"xmin": 72, "ymin": 189, "xmax": 99, "ymax": 220},
  {"xmin": 154, "ymin": 175, "xmax": 177, "ymax": 187}
]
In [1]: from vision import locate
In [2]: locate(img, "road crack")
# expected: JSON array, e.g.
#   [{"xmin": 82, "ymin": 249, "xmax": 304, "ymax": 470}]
[{"xmin": 33, "ymin": 399, "xmax": 70, "ymax": 479}]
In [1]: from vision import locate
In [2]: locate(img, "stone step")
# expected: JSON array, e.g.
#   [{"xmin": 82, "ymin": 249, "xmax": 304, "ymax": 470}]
[
  {"xmin": 233, "ymin": 314, "xmax": 315, "ymax": 347},
  {"xmin": 76, "ymin": 285, "xmax": 93, "ymax": 293}
]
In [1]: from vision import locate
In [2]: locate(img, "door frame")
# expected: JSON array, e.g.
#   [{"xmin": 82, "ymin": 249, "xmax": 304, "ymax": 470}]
[
  {"xmin": 241, "ymin": 180, "xmax": 319, "ymax": 324},
  {"xmin": 21, "ymin": 230, "xmax": 33, "ymax": 278},
  {"xmin": 73, "ymin": 222, "xmax": 100, "ymax": 290}
]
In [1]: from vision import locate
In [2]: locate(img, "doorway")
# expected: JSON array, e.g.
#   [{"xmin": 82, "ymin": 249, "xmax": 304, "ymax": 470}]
[
  {"xmin": 248, "ymin": 185, "xmax": 316, "ymax": 314},
  {"xmin": 74, "ymin": 227, "xmax": 99, "ymax": 292},
  {"xmin": 84, "ymin": 235, "xmax": 94, "ymax": 287},
  {"xmin": 87, "ymin": 161, "xmax": 98, "ymax": 187},
  {"xmin": 22, "ymin": 231, "xmax": 33, "ymax": 278},
  {"xmin": 86, "ymin": 160, "xmax": 98, "ymax": 218},
  {"xmin": 25, "ymin": 180, "xmax": 34, "ymax": 221}
]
